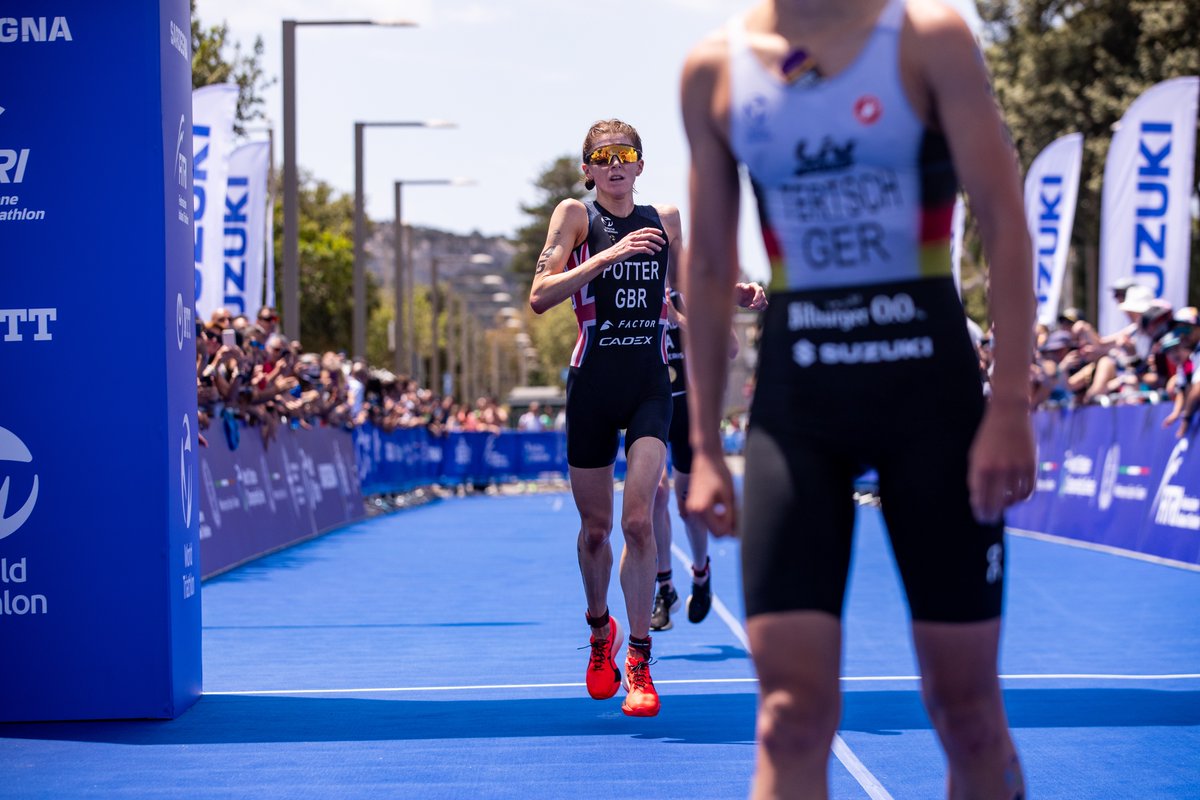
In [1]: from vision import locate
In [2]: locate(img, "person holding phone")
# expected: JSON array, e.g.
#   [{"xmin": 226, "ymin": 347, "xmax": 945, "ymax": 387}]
[
  {"xmin": 680, "ymin": 0, "xmax": 1035, "ymax": 795},
  {"xmin": 528, "ymin": 119, "xmax": 681, "ymax": 717}
]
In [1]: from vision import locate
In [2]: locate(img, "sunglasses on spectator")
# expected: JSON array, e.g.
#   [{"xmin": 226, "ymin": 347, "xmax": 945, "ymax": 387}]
[
  {"xmin": 586, "ymin": 144, "xmax": 641, "ymax": 166},
  {"xmin": 259, "ymin": 313, "xmax": 277, "ymax": 321}
]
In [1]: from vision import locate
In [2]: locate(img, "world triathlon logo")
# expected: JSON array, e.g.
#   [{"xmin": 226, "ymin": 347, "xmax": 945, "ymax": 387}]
[
  {"xmin": 0, "ymin": 425, "xmax": 39, "ymax": 541},
  {"xmin": 181, "ymin": 414, "xmax": 194, "ymax": 527}
]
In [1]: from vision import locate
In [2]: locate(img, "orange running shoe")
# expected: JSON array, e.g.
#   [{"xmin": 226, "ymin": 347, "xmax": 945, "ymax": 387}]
[
  {"xmin": 621, "ymin": 646, "xmax": 660, "ymax": 717},
  {"xmin": 584, "ymin": 616, "xmax": 623, "ymax": 700}
]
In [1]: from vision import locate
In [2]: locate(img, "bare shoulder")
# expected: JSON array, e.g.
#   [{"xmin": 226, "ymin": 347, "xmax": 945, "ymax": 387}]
[
  {"xmin": 903, "ymin": 0, "xmax": 982, "ymax": 66},
  {"xmin": 551, "ymin": 197, "xmax": 590, "ymax": 230},
  {"xmin": 544, "ymin": 198, "xmax": 591, "ymax": 253},
  {"xmin": 555, "ymin": 197, "xmax": 588, "ymax": 217},
  {"xmin": 681, "ymin": 25, "xmax": 730, "ymax": 92},
  {"xmin": 683, "ymin": 25, "xmax": 729, "ymax": 70},
  {"xmin": 905, "ymin": 0, "xmax": 976, "ymax": 37},
  {"xmin": 653, "ymin": 203, "xmax": 681, "ymax": 224},
  {"xmin": 900, "ymin": 0, "xmax": 994, "ymax": 128}
]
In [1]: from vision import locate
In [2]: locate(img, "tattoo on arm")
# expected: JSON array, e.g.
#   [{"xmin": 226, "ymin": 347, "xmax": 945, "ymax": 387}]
[{"xmin": 535, "ymin": 245, "xmax": 556, "ymax": 275}]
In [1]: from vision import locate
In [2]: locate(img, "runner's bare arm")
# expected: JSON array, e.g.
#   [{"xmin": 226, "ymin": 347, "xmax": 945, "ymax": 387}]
[
  {"xmin": 908, "ymin": 3, "xmax": 1036, "ymax": 521},
  {"xmin": 528, "ymin": 199, "xmax": 590, "ymax": 314},
  {"xmin": 680, "ymin": 34, "xmax": 741, "ymax": 535},
  {"xmin": 529, "ymin": 198, "xmax": 667, "ymax": 314}
]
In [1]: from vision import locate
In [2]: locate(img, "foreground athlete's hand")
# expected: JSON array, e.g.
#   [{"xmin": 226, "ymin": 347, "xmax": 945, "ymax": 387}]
[
  {"xmin": 967, "ymin": 398, "xmax": 1035, "ymax": 524},
  {"xmin": 734, "ymin": 282, "xmax": 768, "ymax": 311},
  {"xmin": 686, "ymin": 450, "xmax": 737, "ymax": 536}
]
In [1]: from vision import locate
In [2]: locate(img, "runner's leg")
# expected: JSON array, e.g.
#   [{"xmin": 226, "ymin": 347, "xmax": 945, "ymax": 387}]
[
  {"xmin": 620, "ymin": 436, "xmax": 668, "ymax": 640},
  {"xmin": 913, "ymin": 620, "xmax": 1024, "ymax": 799}
]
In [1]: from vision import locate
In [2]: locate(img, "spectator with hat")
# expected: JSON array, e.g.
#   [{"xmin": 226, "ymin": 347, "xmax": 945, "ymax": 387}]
[
  {"xmin": 1172, "ymin": 307, "xmax": 1199, "ymax": 351},
  {"xmin": 1105, "ymin": 276, "xmax": 1143, "ymax": 330},
  {"xmin": 1084, "ymin": 286, "xmax": 1175, "ymax": 403},
  {"xmin": 1031, "ymin": 329, "xmax": 1089, "ymax": 408}
]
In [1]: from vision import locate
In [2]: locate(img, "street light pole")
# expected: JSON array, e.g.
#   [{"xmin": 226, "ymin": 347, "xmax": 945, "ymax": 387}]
[
  {"xmin": 460, "ymin": 310, "xmax": 471, "ymax": 402},
  {"xmin": 393, "ymin": 181, "xmax": 405, "ymax": 377},
  {"xmin": 430, "ymin": 256, "xmax": 440, "ymax": 396},
  {"xmin": 282, "ymin": 20, "xmax": 297, "ymax": 339},
  {"xmin": 280, "ymin": 18, "xmax": 415, "ymax": 344},
  {"xmin": 351, "ymin": 125, "xmax": 457, "ymax": 362},
  {"xmin": 390, "ymin": 178, "xmax": 474, "ymax": 379}
]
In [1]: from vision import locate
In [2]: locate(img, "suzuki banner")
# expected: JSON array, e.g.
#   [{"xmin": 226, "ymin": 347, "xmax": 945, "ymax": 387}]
[
  {"xmin": 192, "ymin": 82, "xmax": 238, "ymax": 323},
  {"xmin": 224, "ymin": 140, "xmax": 270, "ymax": 320},
  {"xmin": 0, "ymin": 0, "xmax": 201, "ymax": 721},
  {"xmin": 950, "ymin": 194, "xmax": 965, "ymax": 298},
  {"xmin": 1098, "ymin": 77, "xmax": 1199, "ymax": 335},
  {"xmin": 1025, "ymin": 133, "xmax": 1083, "ymax": 326}
]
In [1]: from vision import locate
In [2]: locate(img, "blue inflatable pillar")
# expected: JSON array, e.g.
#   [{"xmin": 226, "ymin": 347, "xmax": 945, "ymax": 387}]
[{"xmin": 0, "ymin": 0, "xmax": 201, "ymax": 720}]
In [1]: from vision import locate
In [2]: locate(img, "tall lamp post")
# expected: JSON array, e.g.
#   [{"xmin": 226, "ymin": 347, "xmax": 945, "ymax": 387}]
[
  {"xmin": 392, "ymin": 178, "xmax": 474, "ymax": 378},
  {"xmin": 281, "ymin": 18, "xmax": 415, "ymax": 343},
  {"xmin": 351, "ymin": 125, "xmax": 457, "ymax": 361}
]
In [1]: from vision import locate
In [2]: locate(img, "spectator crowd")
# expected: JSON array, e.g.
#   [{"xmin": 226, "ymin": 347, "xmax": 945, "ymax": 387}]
[
  {"xmin": 193, "ymin": 305, "xmax": 521, "ymax": 450},
  {"xmin": 194, "ymin": 281, "xmax": 1199, "ymax": 453},
  {"xmin": 995, "ymin": 278, "xmax": 1199, "ymax": 437}
]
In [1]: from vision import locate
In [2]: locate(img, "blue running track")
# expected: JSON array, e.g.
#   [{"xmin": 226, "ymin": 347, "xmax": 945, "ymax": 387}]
[{"xmin": 3, "ymin": 489, "xmax": 1198, "ymax": 798}]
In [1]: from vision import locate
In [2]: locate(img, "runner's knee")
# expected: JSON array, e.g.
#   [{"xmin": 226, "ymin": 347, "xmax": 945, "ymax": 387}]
[
  {"xmin": 923, "ymin": 687, "xmax": 1006, "ymax": 760},
  {"xmin": 621, "ymin": 512, "xmax": 654, "ymax": 548},
  {"xmin": 578, "ymin": 514, "xmax": 612, "ymax": 549},
  {"xmin": 757, "ymin": 688, "xmax": 839, "ymax": 759}
]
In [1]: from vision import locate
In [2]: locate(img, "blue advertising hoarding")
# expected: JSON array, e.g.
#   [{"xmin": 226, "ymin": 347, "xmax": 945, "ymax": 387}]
[
  {"xmin": 1009, "ymin": 403, "xmax": 1200, "ymax": 566},
  {"xmin": 0, "ymin": 0, "xmax": 201, "ymax": 720},
  {"xmin": 198, "ymin": 423, "xmax": 364, "ymax": 579}
]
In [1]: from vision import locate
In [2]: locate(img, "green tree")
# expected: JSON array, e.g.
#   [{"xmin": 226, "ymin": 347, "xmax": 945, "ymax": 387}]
[
  {"xmin": 510, "ymin": 156, "xmax": 587, "ymax": 293},
  {"xmin": 981, "ymin": 0, "xmax": 1199, "ymax": 320},
  {"xmin": 190, "ymin": 0, "xmax": 272, "ymax": 132},
  {"xmin": 271, "ymin": 172, "xmax": 380, "ymax": 355},
  {"xmin": 526, "ymin": 303, "xmax": 576, "ymax": 387},
  {"xmin": 511, "ymin": 156, "xmax": 588, "ymax": 387}
]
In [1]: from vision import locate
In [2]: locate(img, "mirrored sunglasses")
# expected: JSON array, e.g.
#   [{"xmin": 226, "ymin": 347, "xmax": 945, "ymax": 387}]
[{"xmin": 586, "ymin": 144, "xmax": 641, "ymax": 166}]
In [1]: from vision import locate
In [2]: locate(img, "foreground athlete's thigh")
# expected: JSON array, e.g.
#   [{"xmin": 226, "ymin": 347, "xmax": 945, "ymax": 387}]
[
  {"xmin": 875, "ymin": 420, "xmax": 1004, "ymax": 623},
  {"xmin": 747, "ymin": 610, "xmax": 842, "ymax": 708},
  {"xmin": 741, "ymin": 426, "xmax": 858, "ymax": 618}
]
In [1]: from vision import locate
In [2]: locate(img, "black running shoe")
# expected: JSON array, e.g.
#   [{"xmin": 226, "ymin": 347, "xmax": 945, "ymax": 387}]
[
  {"xmin": 687, "ymin": 560, "xmax": 712, "ymax": 624},
  {"xmin": 650, "ymin": 583, "xmax": 680, "ymax": 631}
]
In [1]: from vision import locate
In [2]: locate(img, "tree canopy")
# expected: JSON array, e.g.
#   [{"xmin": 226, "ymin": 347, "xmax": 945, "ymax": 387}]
[
  {"xmin": 981, "ymin": 0, "xmax": 1199, "ymax": 319},
  {"xmin": 511, "ymin": 156, "xmax": 588, "ymax": 387},
  {"xmin": 189, "ymin": 0, "xmax": 271, "ymax": 133}
]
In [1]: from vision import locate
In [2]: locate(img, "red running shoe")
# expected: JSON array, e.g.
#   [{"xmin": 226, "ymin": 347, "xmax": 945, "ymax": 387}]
[
  {"xmin": 621, "ymin": 647, "xmax": 660, "ymax": 717},
  {"xmin": 584, "ymin": 616, "xmax": 623, "ymax": 700}
]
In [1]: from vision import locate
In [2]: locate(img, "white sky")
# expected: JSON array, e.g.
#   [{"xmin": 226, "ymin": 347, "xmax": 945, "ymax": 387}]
[
  {"xmin": 195, "ymin": 0, "xmax": 985, "ymax": 281},
  {"xmin": 195, "ymin": 0, "xmax": 773, "ymax": 279}
]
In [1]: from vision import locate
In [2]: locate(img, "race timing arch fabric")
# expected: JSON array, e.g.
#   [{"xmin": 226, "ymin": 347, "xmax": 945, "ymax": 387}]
[{"xmin": 0, "ymin": 0, "xmax": 202, "ymax": 721}]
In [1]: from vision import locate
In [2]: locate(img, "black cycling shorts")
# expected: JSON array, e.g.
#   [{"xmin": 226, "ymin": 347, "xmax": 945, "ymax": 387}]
[
  {"xmin": 565, "ymin": 366, "xmax": 672, "ymax": 469},
  {"xmin": 740, "ymin": 279, "xmax": 1005, "ymax": 623},
  {"xmin": 667, "ymin": 394, "xmax": 693, "ymax": 474}
]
